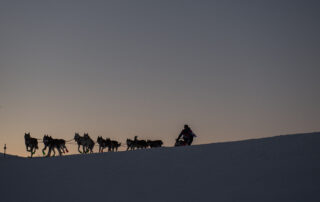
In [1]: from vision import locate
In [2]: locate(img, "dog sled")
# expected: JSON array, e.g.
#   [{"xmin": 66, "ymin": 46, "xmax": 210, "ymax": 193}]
[{"xmin": 174, "ymin": 138, "xmax": 188, "ymax": 147}]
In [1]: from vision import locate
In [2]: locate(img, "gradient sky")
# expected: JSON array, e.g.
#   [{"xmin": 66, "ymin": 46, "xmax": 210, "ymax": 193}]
[{"xmin": 1, "ymin": 0, "xmax": 320, "ymax": 156}]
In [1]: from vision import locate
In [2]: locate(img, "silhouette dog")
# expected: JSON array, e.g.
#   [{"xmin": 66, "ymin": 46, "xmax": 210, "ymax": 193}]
[
  {"xmin": 106, "ymin": 138, "xmax": 121, "ymax": 152},
  {"xmin": 24, "ymin": 133, "xmax": 38, "ymax": 158},
  {"xmin": 147, "ymin": 140, "xmax": 163, "ymax": 148}
]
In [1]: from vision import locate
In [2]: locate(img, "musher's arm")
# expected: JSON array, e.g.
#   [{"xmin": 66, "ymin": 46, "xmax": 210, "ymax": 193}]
[{"xmin": 177, "ymin": 129, "xmax": 184, "ymax": 140}]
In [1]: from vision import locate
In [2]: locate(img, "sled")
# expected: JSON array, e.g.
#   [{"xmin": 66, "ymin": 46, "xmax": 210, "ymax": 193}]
[{"xmin": 174, "ymin": 139, "xmax": 188, "ymax": 147}]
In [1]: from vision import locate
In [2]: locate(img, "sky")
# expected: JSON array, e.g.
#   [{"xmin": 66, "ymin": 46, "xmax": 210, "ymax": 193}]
[{"xmin": 0, "ymin": 0, "xmax": 320, "ymax": 156}]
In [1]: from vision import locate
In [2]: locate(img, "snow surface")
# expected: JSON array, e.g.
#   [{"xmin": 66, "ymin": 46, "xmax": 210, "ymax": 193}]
[{"xmin": 1, "ymin": 132, "xmax": 320, "ymax": 202}]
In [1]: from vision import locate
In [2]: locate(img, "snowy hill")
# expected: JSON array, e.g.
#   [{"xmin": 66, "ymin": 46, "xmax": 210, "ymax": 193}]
[
  {"xmin": 1, "ymin": 132, "xmax": 320, "ymax": 202},
  {"xmin": 0, "ymin": 153, "xmax": 22, "ymax": 159}
]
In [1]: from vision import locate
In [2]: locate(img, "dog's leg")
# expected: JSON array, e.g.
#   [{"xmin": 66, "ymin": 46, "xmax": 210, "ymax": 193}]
[
  {"xmin": 58, "ymin": 147, "xmax": 62, "ymax": 156},
  {"xmin": 47, "ymin": 147, "xmax": 51, "ymax": 157},
  {"xmin": 52, "ymin": 147, "xmax": 56, "ymax": 157},
  {"xmin": 30, "ymin": 147, "xmax": 34, "ymax": 158}
]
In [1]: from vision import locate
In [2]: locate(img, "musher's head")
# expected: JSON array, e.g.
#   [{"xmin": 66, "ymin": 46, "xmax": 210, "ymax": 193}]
[{"xmin": 184, "ymin": 124, "xmax": 189, "ymax": 129}]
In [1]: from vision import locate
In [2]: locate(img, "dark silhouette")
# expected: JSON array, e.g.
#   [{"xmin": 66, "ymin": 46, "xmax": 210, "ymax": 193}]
[
  {"xmin": 174, "ymin": 139, "xmax": 187, "ymax": 146},
  {"xmin": 74, "ymin": 133, "xmax": 95, "ymax": 154},
  {"xmin": 133, "ymin": 136, "xmax": 148, "ymax": 149},
  {"xmin": 4, "ymin": 144, "xmax": 6, "ymax": 158},
  {"xmin": 147, "ymin": 140, "xmax": 163, "ymax": 148},
  {"xmin": 42, "ymin": 135, "xmax": 68, "ymax": 157},
  {"xmin": 126, "ymin": 138, "xmax": 135, "ymax": 151},
  {"xmin": 24, "ymin": 133, "xmax": 38, "ymax": 158},
  {"xmin": 126, "ymin": 136, "xmax": 147, "ymax": 150},
  {"xmin": 97, "ymin": 136, "xmax": 108, "ymax": 152},
  {"xmin": 42, "ymin": 135, "xmax": 54, "ymax": 156},
  {"xmin": 176, "ymin": 124, "xmax": 196, "ymax": 146},
  {"xmin": 105, "ymin": 138, "xmax": 121, "ymax": 152}
]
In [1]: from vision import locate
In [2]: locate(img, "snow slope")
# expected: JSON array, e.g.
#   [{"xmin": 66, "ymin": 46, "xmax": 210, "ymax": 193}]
[
  {"xmin": 0, "ymin": 153, "xmax": 22, "ymax": 159},
  {"xmin": 0, "ymin": 132, "xmax": 320, "ymax": 202}
]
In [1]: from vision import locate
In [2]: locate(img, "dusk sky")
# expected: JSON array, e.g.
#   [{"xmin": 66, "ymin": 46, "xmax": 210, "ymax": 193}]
[{"xmin": 1, "ymin": 0, "xmax": 319, "ymax": 156}]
